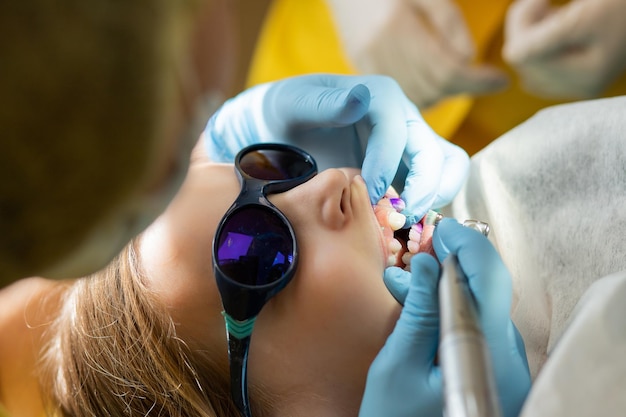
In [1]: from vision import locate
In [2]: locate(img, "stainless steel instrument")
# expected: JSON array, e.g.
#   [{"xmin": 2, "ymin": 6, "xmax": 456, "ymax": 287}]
[{"xmin": 438, "ymin": 254, "xmax": 502, "ymax": 417}]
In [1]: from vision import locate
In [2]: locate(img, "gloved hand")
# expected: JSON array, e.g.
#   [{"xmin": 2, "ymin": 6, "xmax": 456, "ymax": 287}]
[
  {"xmin": 326, "ymin": 0, "xmax": 508, "ymax": 109},
  {"xmin": 503, "ymin": 0, "xmax": 626, "ymax": 99},
  {"xmin": 360, "ymin": 252, "xmax": 444, "ymax": 417},
  {"xmin": 204, "ymin": 74, "xmax": 469, "ymax": 218},
  {"xmin": 366, "ymin": 218, "xmax": 530, "ymax": 417}
]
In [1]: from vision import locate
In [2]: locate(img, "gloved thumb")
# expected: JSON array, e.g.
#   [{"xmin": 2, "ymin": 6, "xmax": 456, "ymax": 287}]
[
  {"xmin": 383, "ymin": 267, "xmax": 410, "ymax": 305},
  {"xmin": 385, "ymin": 253, "xmax": 441, "ymax": 364},
  {"xmin": 265, "ymin": 78, "xmax": 371, "ymax": 131}
]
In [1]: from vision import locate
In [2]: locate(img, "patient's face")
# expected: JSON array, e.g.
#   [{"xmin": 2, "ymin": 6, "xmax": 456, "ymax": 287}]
[{"xmin": 140, "ymin": 160, "xmax": 400, "ymax": 407}]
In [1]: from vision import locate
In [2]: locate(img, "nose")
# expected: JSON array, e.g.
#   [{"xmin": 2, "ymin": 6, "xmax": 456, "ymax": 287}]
[
  {"xmin": 308, "ymin": 168, "xmax": 364, "ymax": 228},
  {"xmin": 306, "ymin": 167, "xmax": 366, "ymax": 196},
  {"xmin": 306, "ymin": 169, "xmax": 352, "ymax": 230},
  {"xmin": 313, "ymin": 168, "xmax": 356, "ymax": 188},
  {"xmin": 269, "ymin": 168, "xmax": 363, "ymax": 230}
]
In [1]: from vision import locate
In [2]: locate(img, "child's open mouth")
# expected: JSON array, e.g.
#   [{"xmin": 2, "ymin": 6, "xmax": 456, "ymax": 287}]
[{"xmin": 373, "ymin": 192, "xmax": 441, "ymax": 270}]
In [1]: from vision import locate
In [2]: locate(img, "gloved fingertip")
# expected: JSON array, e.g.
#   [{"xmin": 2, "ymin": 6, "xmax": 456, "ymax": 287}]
[
  {"xmin": 403, "ymin": 198, "xmax": 430, "ymax": 224},
  {"xmin": 410, "ymin": 253, "xmax": 441, "ymax": 286},
  {"xmin": 399, "ymin": 178, "xmax": 438, "ymax": 219},
  {"xmin": 383, "ymin": 267, "xmax": 410, "ymax": 305},
  {"xmin": 335, "ymin": 84, "xmax": 371, "ymax": 125},
  {"xmin": 366, "ymin": 180, "xmax": 387, "ymax": 207},
  {"xmin": 345, "ymin": 84, "xmax": 371, "ymax": 110},
  {"xmin": 431, "ymin": 218, "xmax": 458, "ymax": 261},
  {"xmin": 509, "ymin": 321, "xmax": 531, "ymax": 374}
]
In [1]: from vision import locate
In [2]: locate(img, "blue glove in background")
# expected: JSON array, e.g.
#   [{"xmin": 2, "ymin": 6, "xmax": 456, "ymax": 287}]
[
  {"xmin": 204, "ymin": 74, "xmax": 469, "ymax": 219},
  {"xmin": 380, "ymin": 218, "xmax": 530, "ymax": 417},
  {"xmin": 360, "ymin": 253, "xmax": 444, "ymax": 417}
]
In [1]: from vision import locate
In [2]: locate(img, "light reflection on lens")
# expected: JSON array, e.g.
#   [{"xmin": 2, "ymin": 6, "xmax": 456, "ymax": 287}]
[
  {"xmin": 216, "ymin": 206, "xmax": 293, "ymax": 286},
  {"xmin": 239, "ymin": 149, "xmax": 315, "ymax": 180}
]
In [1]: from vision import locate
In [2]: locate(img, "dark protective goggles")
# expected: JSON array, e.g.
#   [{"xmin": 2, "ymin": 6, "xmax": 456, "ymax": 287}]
[{"xmin": 213, "ymin": 143, "xmax": 318, "ymax": 417}]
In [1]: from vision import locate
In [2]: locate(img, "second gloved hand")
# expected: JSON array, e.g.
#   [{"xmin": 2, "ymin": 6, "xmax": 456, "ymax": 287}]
[
  {"xmin": 204, "ymin": 74, "xmax": 469, "ymax": 219},
  {"xmin": 503, "ymin": 0, "xmax": 626, "ymax": 99},
  {"xmin": 327, "ymin": 0, "xmax": 508, "ymax": 109},
  {"xmin": 377, "ymin": 219, "xmax": 531, "ymax": 417}
]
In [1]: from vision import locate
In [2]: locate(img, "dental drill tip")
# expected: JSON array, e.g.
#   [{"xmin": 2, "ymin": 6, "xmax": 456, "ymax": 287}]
[
  {"xmin": 401, "ymin": 209, "xmax": 443, "ymax": 229},
  {"xmin": 424, "ymin": 210, "xmax": 443, "ymax": 226}
]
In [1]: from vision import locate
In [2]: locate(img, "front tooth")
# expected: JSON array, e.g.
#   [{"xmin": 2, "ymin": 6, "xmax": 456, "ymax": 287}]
[{"xmin": 388, "ymin": 212, "xmax": 406, "ymax": 231}]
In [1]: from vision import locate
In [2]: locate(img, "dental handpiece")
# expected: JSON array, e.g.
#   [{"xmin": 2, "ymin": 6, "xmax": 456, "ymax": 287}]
[{"xmin": 439, "ymin": 254, "xmax": 502, "ymax": 417}]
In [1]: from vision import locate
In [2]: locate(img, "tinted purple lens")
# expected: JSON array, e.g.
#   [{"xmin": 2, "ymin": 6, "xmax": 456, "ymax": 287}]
[
  {"xmin": 239, "ymin": 149, "xmax": 314, "ymax": 180},
  {"xmin": 216, "ymin": 206, "xmax": 294, "ymax": 286}
]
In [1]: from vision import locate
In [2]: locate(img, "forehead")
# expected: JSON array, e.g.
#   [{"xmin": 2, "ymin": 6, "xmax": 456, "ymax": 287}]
[
  {"xmin": 138, "ymin": 162, "xmax": 237, "ymax": 305},
  {"xmin": 140, "ymin": 162, "xmax": 238, "ymax": 267},
  {"xmin": 170, "ymin": 161, "xmax": 238, "ymax": 239}
]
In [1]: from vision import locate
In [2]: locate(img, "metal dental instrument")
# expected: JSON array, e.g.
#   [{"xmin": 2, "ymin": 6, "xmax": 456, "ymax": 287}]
[
  {"xmin": 461, "ymin": 219, "xmax": 490, "ymax": 237},
  {"xmin": 389, "ymin": 213, "xmax": 497, "ymax": 415},
  {"xmin": 439, "ymin": 253, "xmax": 502, "ymax": 417}
]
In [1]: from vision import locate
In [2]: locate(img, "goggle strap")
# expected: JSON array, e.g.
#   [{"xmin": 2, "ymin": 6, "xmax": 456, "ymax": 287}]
[{"xmin": 222, "ymin": 311, "xmax": 257, "ymax": 339}]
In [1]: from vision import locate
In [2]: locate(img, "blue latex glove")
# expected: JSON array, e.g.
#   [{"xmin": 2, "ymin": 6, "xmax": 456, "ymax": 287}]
[
  {"xmin": 360, "ymin": 252, "xmax": 444, "ymax": 417},
  {"xmin": 364, "ymin": 219, "xmax": 530, "ymax": 417},
  {"xmin": 204, "ymin": 74, "xmax": 469, "ymax": 218}
]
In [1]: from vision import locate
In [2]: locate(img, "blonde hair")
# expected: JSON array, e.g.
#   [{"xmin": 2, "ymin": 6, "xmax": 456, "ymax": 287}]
[
  {"xmin": 0, "ymin": 0, "xmax": 201, "ymax": 281},
  {"xmin": 37, "ymin": 240, "xmax": 271, "ymax": 416}
]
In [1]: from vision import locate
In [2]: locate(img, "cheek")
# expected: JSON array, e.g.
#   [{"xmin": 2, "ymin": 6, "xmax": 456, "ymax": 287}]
[
  {"xmin": 247, "ymin": 230, "xmax": 400, "ymax": 385},
  {"xmin": 174, "ymin": 279, "xmax": 228, "ymax": 355},
  {"xmin": 295, "ymin": 238, "xmax": 398, "ymax": 341},
  {"xmin": 271, "ymin": 211, "xmax": 397, "ymax": 347}
]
